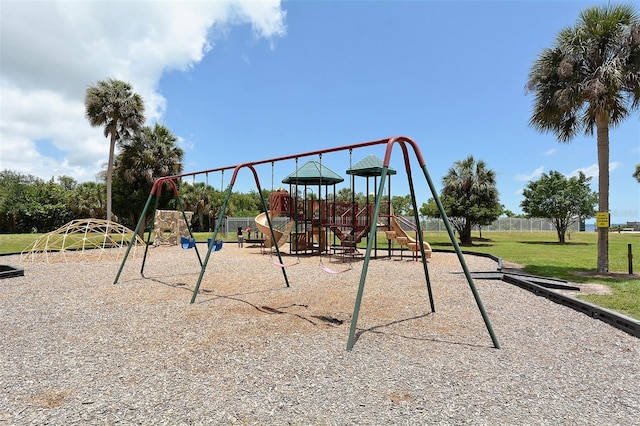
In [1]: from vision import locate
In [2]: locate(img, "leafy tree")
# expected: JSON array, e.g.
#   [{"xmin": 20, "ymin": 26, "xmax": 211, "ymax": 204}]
[
  {"xmin": 419, "ymin": 198, "xmax": 438, "ymax": 219},
  {"xmin": 30, "ymin": 178, "xmax": 75, "ymax": 231},
  {"xmin": 520, "ymin": 170, "xmax": 597, "ymax": 243},
  {"xmin": 335, "ymin": 188, "xmax": 366, "ymax": 205},
  {"xmin": 230, "ymin": 191, "xmax": 263, "ymax": 217},
  {"xmin": 57, "ymin": 175, "xmax": 77, "ymax": 191},
  {"xmin": 526, "ymin": 4, "xmax": 640, "ymax": 271},
  {"xmin": 0, "ymin": 170, "xmax": 34, "ymax": 232},
  {"xmin": 634, "ymin": 164, "xmax": 640, "ymax": 182},
  {"xmin": 0, "ymin": 171, "xmax": 73, "ymax": 233},
  {"xmin": 67, "ymin": 181, "xmax": 106, "ymax": 219},
  {"xmin": 85, "ymin": 78, "xmax": 145, "ymax": 222},
  {"xmin": 177, "ymin": 181, "xmax": 238, "ymax": 232},
  {"xmin": 391, "ymin": 194, "xmax": 414, "ymax": 216},
  {"xmin": 421, "ymin": 156, "xmax": 502, "ymax": 245},
  {"xmin": 112, "ymin": 123, "xmax": 183, "ymax": 235}
]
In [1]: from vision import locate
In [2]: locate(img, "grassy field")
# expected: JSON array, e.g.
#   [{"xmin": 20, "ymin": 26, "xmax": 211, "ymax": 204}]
[
  {"xmin": 2, "ymin": 230, "xmax": 639, "ymax": 319},
  {"xmin": 408, "ymin": 230, "xmax": 640, "ymax": 320}
]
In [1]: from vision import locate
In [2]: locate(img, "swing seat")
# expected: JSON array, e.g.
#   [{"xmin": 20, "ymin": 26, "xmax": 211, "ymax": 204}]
[
  {"xmin": 207, "ymin": 238, "xmax": 224, "ymax": 252},
  {"xmin": 320, "ymin": 262, "xmax": 352, "ymax": 274},
  {"xmin": 270, "ymin": 258, "xmax": 299, "ymax": 268},
  {"xmin": 180, "ymin": 237, "xmax": 196, "ymax": 249}
]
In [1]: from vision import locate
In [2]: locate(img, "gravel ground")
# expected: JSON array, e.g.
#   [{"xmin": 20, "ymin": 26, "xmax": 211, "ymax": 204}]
[{"xmin": 1, "ymin": 244, "xmax": 638, "ymax": 425}]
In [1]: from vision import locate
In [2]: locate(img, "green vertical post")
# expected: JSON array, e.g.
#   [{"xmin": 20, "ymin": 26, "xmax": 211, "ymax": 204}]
[
  {"xmin": 406, "ymin": 166, "xmax": 435, "ymax": 312},
  {"xmin": 257, "ymin": 188, "xmax": 290, "ymax": 288},
  {"xmin": 346, "ymin": 167, "xmax": 388, "ymax": 351},
  {"xmin": 139, "ymin": 194, "xmax": 160, "ymax": 276},
  {"xmin": 420, "ymin": 164, "xmax": 500, "ymax": 349},
  {"xmin": 176, "ymin": 195, "xmax": 203, "ymax": 268},
  {"xmin": 190, "ymin": 183, "xmax": 234, "ymax": 303},
  {"xmin": 114, "ymin": 191, "xmax": 156, "ymax": 284}
]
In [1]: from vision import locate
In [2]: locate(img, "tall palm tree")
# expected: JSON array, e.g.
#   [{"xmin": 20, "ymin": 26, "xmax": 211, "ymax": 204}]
[
  {"xmin": 114, "ymin": 123, "xmax": 184, "ymax": 235},
  {"xmin": 85, "ymin": 78, "xmax": 146, "ymax": 222},
  {"xmin": 441, "ymin": 156, "xmax": 501, "ymax": 245},
  {"xmin": 527, "ymin": 4, "xmax": 640, "ymax": 273}
]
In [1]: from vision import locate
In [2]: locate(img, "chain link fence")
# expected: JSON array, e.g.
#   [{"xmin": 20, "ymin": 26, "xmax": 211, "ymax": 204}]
[
  {"xmin": 214, "ymin": 216, "xmax": 289, "ymax": 238},
  {"xmin": 219, "ymin": 216, "xmax": 583, "ymax": 236},
  {"xmin": 420, "ymin": 217, "xmax": 583, "ymax": 232}
]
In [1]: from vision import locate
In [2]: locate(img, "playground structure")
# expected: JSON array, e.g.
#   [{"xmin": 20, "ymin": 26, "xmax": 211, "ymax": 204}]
[
  {"xmin": 251, "ymin": 155, "xmax": 432, "ymax": 260},
  {"xmin": 114, "ymin": 136, "xmax": 500, "ymax": 350},
  {"xmin": 21, "ymin": 218, "xmax": 145, "ymax": 263},
  {"xmin": 252, "ymin": 158, "xmax": 384, "ymax": 256}
]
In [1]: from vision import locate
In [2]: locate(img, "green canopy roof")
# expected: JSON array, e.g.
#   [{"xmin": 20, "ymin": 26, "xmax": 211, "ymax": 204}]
[
  {"xmin": 347, "ymin": 155, "xmax": 397, "ymax": 177},
  {"xmin": 281, "ymin": 161, "xmax": 344, "ymax": 185}
]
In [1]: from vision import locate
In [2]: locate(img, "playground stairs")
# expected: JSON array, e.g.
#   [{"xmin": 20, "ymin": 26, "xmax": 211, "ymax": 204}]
[
  {"xmin": 329, "ymin": 204, "xmax": 374, "ymax": 241},
  {"xmin": 384, "ymin": 214, "xmax": 433, "ymax": 259},
  {"xmin": 324, "ymin": 204, "xmax": 376, "ymax": 257}
]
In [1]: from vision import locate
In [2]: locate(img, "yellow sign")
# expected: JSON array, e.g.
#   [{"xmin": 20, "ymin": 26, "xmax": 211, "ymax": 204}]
[{"xmin": 595, "ymin": 212, "xmax": 610, "ymax": 228}]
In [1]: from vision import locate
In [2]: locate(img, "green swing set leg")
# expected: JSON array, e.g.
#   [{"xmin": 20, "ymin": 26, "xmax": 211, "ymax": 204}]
[
  {"xmin": 189, "ymin": 167, "xmax": 290, "ymax": 304},
  {"xmin": 190, "ymin": 183, "xmax": 234, "ymax": 303},
  {"xmin": 405, "ymin": 158, "xmax": 435, "ymax": 312},
  {"xmin": 346, "ymin": 140, "xmax": 500, "ymax": 351},
  {"xmin": 115, "ymin": 179, "xmax": 204, "ymax": 283},
  {"xmin": 347, "ymin": 167, "xmax": 390, "ymax": 351},
  {"xmin": 421, "ymin": 163, "xmax": 500, "ymax": 349},
  {"xmin": 114, "ymin": 190, "xmax": 156, "ymax": 284}
]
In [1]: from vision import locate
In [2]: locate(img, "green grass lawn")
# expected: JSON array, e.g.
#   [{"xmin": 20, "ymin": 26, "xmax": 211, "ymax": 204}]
[
  {"xmin": 2, "ymin": 230, "xmax": 639, "ymax": 319},
  {"xmin": 414, "ymin": 230, "xmax": 640, "ymax": 320}
]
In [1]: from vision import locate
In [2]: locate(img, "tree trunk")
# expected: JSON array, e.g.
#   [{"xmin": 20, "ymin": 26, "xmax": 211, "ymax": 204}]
[
  {"xmin": 460, "ymin": 220, "xmax": 473, "ymax": 245},
  {"xmin": 596, "ymin": 116, "xmax": 609, "ymax": 273},
  {"xmin": 554, "ymin": 218, "xmax": 566, "ymax": 243},
  {"xmin": 106, "ymin": 133, "xmax": 116, "ymax": 222}
]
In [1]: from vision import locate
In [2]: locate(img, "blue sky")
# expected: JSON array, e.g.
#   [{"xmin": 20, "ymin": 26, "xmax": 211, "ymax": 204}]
[{"xmin": 1, "ymin": 1, "xmax": 638, "ymax": 224}]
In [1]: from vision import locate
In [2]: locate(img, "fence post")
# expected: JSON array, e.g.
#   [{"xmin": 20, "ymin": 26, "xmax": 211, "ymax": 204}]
[{"xmin": 629, "ymin": 244, "xmax": 633, "ymax": 275}]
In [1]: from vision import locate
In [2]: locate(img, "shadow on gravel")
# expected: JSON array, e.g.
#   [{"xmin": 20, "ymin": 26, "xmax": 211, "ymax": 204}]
[{"xmin": 352, "ymin": 313, "xmax": 491, "ymax": 349}]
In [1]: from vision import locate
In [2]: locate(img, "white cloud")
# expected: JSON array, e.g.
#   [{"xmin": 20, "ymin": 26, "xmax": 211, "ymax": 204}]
[
  {"xmin": 569, "ymin": 162, "xmax": 621, "ymax": 179},
  {"xmin": 514, "ymin": 166, "xmax": 544, "ymax": 182},
  {"xmin": 0, "ymin": 0, "xmax": 286, "ymax": 182},
  {"xmin": 542, "ymin": 148, "xmax": 556, "ymax": 156}
]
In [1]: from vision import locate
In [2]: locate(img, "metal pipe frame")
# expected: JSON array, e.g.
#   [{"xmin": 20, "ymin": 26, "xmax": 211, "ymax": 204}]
[{"xmin": 113, "ymin": 136, "xmax": 500, "ymax": 350}]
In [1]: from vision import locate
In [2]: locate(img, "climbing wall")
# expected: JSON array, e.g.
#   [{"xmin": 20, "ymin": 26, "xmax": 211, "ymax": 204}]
[{"xmin": 153, "ymin": 210, "xmax": 193, "ymax": 246}]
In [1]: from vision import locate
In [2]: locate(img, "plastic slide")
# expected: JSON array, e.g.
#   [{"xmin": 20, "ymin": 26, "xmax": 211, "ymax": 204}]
[
  {"xmin": 254, "ymin": 211, "xmax": 295, "ymax": 248},
  {"xmin": 388, "ymin": 215, "xmax": 432, "ymax": 258}
]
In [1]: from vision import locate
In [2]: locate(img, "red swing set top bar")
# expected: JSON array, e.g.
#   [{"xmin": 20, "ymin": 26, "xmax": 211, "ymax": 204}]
[{"xmin": 149, "ymin": 136, "xmax": 426, "ymax": 193}]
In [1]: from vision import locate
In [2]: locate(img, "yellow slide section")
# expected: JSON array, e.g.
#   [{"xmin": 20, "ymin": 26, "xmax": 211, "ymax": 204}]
[
  {"xmin": 254, "ymin": 211, "xmax": 295, "ymax": 248},
  {"xmin": 387, "ymin": 215, "xmax": 432, "ymax": 258}
]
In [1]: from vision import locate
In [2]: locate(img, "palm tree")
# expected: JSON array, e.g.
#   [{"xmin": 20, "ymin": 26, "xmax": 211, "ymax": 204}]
[
  {"xmin": 113, "ymin": 123, "xmax": 184, "ymax": 236},
  {"xmin": 85, "ymin": 78, "xmax": 146, "ymax": 222},
  {"xmin": 180, "ymin": 182, "xmax": 211, "ymax": 231},
  {"xmin": 441, "ymin": 156, "xmax": 501, "ymax": 245},
  {"xmin": 526, "ymin": 4, "xmax": 640, "ymax": 273},
  {"xmin": 68, "ymin": 182, "xmax": 106, "ymax": 219}
]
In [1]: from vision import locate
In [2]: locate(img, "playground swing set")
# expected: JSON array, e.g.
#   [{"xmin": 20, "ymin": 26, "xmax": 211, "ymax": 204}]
[{"xmin": 113, "ymin": 136, "xmax": 501, "ymax": 351}]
